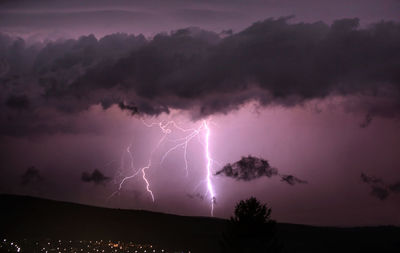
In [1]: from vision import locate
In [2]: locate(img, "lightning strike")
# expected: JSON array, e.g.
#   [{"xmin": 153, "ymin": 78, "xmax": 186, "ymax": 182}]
[
  {"xmin": 203, "ymin": 120, "xmax": 216, "ymax": 216},
  {"xmin": 110, "ymin": 123, "xmax": 169, "ymax": 202},
  {"xmin": 110, "ymin": 118, "xmax": 217, "ymax": 216},
  {"xmin": 160, "ymin": 126, "xmax": 201, "ymax": 176},
  {"xmin": 141, "ymin": 161, "xmax": 154, "ymax": 202},
  {"xmin": 115, "ymin": 146, "xmax": 142, "ymax": 190}
]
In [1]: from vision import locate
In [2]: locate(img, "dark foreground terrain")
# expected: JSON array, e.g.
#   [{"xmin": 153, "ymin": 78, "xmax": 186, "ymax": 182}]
[{"xmin": 0, "ymin": 194, "xmax": 399, "ymax": 252}]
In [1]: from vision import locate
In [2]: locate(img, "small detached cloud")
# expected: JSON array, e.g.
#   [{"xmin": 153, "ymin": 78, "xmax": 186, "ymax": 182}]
[
  {"xmin": 81, "ymin": 169, "xmax": 110, "ymax": 185},
  {"xmin": 370, "ymin": 186, "xmax": 390, "ymax": 200},
  {"xmin": 215, "ymin": 155, "xmax": 277, "ymax": 181},
  {"xmin": 361, "ymin": 173, "xmax": 400, "ymax": 200},
  {"xmin": 361, "ymin": 173, "xmax": 384, "ymax": 184},
  {"xmin": 215, "ymin": 155, "xmax": 307, "ymax": 186},
  {"xmin": 21, "ymin": 166, "xmax": 43, "ymax": 186},
  {"xmin": 187, "ymin": 193, "xmax": 205, "ymax": 201}
]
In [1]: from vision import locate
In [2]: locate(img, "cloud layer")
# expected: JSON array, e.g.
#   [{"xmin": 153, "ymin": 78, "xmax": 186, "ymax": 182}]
[{"xmin": 1, "ymin": 17, "xmax": 400, "ymax": 136}]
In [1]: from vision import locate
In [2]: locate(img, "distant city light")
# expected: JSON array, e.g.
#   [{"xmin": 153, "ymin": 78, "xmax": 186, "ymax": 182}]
[{"xmin": 0, "ymin": 238, "xmax": 189, "ymax": 253}]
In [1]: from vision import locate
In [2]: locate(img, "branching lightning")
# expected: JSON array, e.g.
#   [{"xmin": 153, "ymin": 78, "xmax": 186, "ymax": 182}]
[
  {"xmin": 160, "ymin": 125, "xmax": 201, "ymax": 176},
  {"xmin": 109, "ymin": 118, "xmax": 217, "ymax": 216}
]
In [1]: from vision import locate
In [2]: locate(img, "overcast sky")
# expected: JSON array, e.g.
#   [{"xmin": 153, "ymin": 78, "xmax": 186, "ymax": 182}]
[{"xmin": 1, "ymin": 0, "xmax": 400, "ymax": 226}]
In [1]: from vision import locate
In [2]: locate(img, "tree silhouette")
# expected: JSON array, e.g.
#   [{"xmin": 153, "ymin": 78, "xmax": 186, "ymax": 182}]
[{"xmin": 221, "ymin": 197, "xmax": 281, "ymax": 253}]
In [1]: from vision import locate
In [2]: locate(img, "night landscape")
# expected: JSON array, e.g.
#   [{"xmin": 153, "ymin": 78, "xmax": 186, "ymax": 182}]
[{"xmin": 1, "ymin": 0, "xmax": 400, "ymax": 252}]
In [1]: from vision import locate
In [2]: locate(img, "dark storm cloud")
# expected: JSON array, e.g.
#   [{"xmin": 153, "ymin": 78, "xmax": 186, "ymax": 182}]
[
  {"xmin": 0, "ymin": 58, "xmax": 9, "ymax": 76},
  {"xmin": 118, "ymin": 102, "xmax": 139, "ymax": 115},
  {"xmin": 361, "ymin": 173, "xmax": 400, "ymax": 200},
  {"xmin": 1, "ymin": 17, "xmax": 400, "ymax": 136},
  {"xmin": 21, "ymin": 166, "xmax": 43, "ymax": 186},
  {"xmin": 0, "ymin": 32, "xmax": 146, "ymax": 136},
  {"xmin": 216, "ymin": 155, "xmax": 307, "ymax": 186},
  {"xmin": 81, "ymin": 169, "xmax": 110, "ymax": 185},
  {"xmin": 5, "ymin": 94, "xmax": 30, "ymax": 110},
  {"xmin": 74, "ymin": 18, "xmax": 400, "ymax": 118}
]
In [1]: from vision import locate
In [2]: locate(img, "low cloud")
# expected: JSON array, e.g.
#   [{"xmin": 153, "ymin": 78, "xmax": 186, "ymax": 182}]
[
  {"xmin": 81, "ymin": 169, "xmax": 110, "ymax": 185},
  {"xmin": 215, "ymin": 155, "xmax": 278, "ymax": 181},
  {"xmin": 187, "ymin": 193, "xmax": 205, "ymax": 201},
  {"xmin": 21, "ymin": 166, "xmax": 43, "ymax": 186},
  {"xmin": 370, "ymin": 186, "xmax": 390, "ymax": 200},
  {"xmin": 361, "ymin": 173, "xmax": 400, "ymax": 200},
  {"xmin": 361, "ymin": 173, "xmax": 383, "ymax": 184}
]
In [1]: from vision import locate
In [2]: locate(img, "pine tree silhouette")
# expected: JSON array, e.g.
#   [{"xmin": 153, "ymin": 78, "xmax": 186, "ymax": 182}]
[{"xmin": 221, "ymin": 197, "xmax": 282, "ymax": 253}]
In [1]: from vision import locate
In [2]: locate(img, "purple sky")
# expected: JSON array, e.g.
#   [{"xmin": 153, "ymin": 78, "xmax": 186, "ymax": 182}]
[{"xmin": 1, "ymin": 0, "xmax": 400, "ymax": 226}]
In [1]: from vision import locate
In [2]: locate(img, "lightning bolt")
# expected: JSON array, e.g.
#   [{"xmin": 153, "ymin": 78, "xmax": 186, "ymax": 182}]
[
  {"xmin": 109, "ymin": 122, "xmax": 169, "ymax": 202},
  {"xmin": 160, "ymin": 124, "xmax": 202, "ymax": 177},
  {"xmin": 141, "ymin": 160, "xmax": 154, "ymax": 202},
  {"xmin": 109, "ymin": 118, "xmax": 217, "ymax": 216},
  {"xmin": 203, "ymin": 120, "xmax": 216, "ymax": 216}
]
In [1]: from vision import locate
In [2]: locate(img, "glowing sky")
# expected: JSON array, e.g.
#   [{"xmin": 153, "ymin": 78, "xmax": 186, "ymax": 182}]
[{"xmin": 1, "ymin": 0, "xmax": 400, "ymax": 226}]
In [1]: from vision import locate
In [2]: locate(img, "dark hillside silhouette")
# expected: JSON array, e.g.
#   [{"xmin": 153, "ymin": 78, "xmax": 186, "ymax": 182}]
[{"xmin": 1, "ymin": 194, "xmax": 399, "ymax": 253}]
